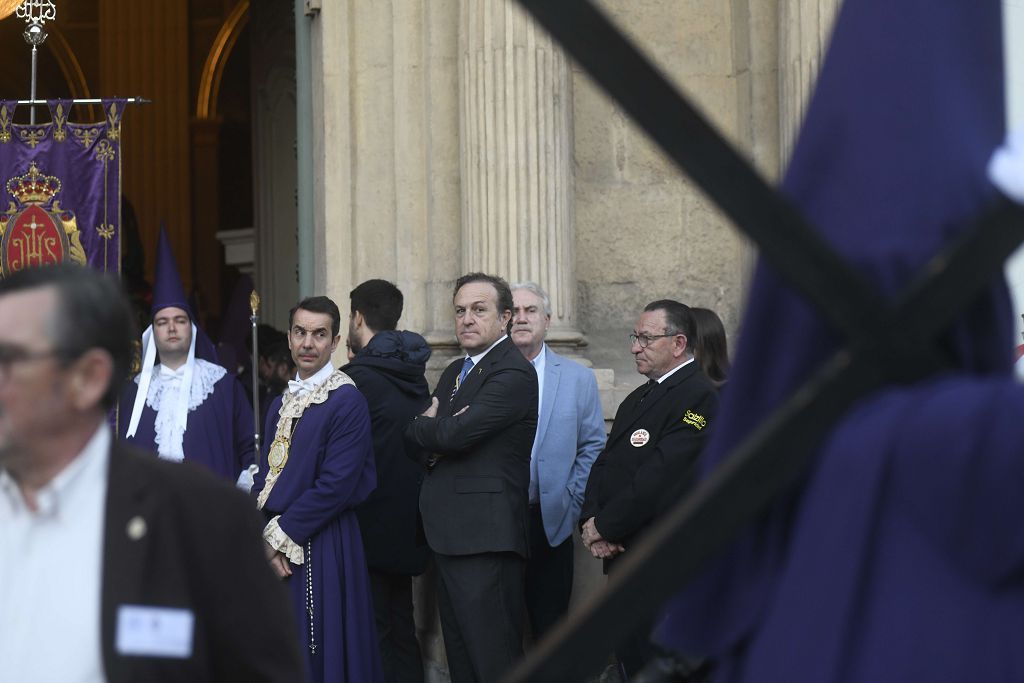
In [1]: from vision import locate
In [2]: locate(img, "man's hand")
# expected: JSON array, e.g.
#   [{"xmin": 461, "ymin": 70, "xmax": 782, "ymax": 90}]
[
  {"xmin": 264, "ymin": 541, "xmax": 292, "ymax": 579},
  {"xmin": 581, "ymin": 517, "xmax": 603, "ymax": 547},
  {"xmin": 421, "ymin": 397, "xmax": 439, "ymax": 418},
  {"xmin": 589, "ymin": 540, "xmax": 625, "ymax": 560}
]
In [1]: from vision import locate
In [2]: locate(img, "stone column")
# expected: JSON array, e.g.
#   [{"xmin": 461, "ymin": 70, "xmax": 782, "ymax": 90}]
[
  {"xmin": 778, "ymin": 0, "xmax": 843, "ymax": 167},
  {"xmin": 459, "ymin": 0, "xmax": 582, "ymax": 348}
]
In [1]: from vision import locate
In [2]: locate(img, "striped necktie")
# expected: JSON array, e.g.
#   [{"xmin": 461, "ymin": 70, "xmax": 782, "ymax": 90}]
[{"xmin": 451, "ymin": 357, "xmax": 474, "ymax": 402}]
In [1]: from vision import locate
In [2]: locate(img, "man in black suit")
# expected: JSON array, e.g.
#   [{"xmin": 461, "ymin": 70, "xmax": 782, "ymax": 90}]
[
  {"xmin": 580, "ymin": 299, "xmax": 718, "ymax": 679},
  {"xmin": 342, "ymin": 278, "xmax": 431, "ymax": 683},
  {"xmin": 407, "ymin": 272, "xmax": 538, "ymax": 683},
  {"xmin": 0, "ymin": 264, "xmax": 302, "ymax": 683}
]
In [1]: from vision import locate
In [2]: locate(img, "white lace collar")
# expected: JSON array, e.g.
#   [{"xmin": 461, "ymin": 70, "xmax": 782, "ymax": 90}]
[{"xmin": 134, "ymin": 358, "xmax": 226, "ymax": 461}]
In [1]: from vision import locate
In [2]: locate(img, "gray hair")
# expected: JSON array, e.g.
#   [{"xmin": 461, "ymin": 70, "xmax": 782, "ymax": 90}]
[{"xmin": 510, "ymin": 281, "xmax": 551, "ymax": 317}]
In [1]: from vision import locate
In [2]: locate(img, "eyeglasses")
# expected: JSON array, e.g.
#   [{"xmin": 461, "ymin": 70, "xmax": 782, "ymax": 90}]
[
  {"xmin": 629, "ymin": 333, "xmax": 678, "ymax": 348},
  {"xmin": 0, "ymin": 344, "xmax": 62, "ymax": 379}
]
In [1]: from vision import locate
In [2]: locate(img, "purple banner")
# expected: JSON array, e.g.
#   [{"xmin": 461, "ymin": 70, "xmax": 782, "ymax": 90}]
[{"xmin": 0, "ymin": 98, "xmax": 124, "ymax": 276}]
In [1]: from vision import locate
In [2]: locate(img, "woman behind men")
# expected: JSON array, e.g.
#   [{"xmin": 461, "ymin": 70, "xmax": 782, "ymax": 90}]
[{"xmin": 691, "ymin": 307, "xmax": 729, "ymax": 388}]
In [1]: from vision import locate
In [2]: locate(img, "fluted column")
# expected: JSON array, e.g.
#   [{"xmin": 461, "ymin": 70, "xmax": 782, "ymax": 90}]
[
  {"xmin": 778, "ymin": 0, "xmax": 843, "ymax": 167},
  {"xmin": 459, "ymin": 0, "xmax": 582, "ymax": 347}
]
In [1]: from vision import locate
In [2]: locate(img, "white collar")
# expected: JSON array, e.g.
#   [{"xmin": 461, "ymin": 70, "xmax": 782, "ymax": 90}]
[
  {"xmin": 0, "ymin": 422, "xmax": 109, "ymax": 517},
  {"xmin": 654, "ymin": 356, "xmax": 695, "ymax": 384},
  {"xmin": 466, "ymin": 334, "xmax": 508, "ymax": 366},
  {"xmin": 289, "ymin": 362, "xmax": 335, "ymax": 396}
]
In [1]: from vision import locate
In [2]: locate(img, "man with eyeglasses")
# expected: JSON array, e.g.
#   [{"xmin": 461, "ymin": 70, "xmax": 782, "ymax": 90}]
[
  {"xmin": 0, "ymin": 264, "xmax": 303, "ymax": 682},
  {"xmin": 579, "ymin": 299, "xmax": 719, "ymax": 678}
]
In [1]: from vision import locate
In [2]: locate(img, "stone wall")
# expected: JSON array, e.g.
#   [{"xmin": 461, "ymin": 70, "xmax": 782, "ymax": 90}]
[{"xmin": 301, "ymin": 0, "xmax": 840, "ymax": 679}]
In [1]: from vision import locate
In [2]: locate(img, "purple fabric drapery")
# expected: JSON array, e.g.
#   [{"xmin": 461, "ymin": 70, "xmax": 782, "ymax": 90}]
[{"xmin": 0, "ymin": 99, "xmax": 124, "ymax": 276}]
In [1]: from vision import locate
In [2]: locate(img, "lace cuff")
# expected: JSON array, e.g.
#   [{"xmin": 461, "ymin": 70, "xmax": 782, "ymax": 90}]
[{"xmin": 263, "ymin": 516, "xmax": 304, "ymax": 565}]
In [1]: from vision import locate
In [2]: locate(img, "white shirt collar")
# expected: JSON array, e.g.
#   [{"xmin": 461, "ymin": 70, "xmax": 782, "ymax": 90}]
[
  {"xmin": 654, "ymin": 356, "xmax": 695, "ymax": 384},
  {"xmin": 0, "ymin": 422, "xmax": 110, "ymax": 517},
  {"xmin": 289, "ymin": 362, "xmax": 336, "ymax": 396},
  {"xmin": 467, "ymin": 334, "xmax": 508, "ymax": 366}
]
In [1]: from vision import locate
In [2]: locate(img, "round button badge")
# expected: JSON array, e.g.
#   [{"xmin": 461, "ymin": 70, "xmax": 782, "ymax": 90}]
[{"xmin": 630, "ymin": 429, "xmax": 650, "ymax": 447}]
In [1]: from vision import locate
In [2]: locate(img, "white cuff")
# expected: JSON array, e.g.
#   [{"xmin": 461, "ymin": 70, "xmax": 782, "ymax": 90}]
[
  {"xmin": 235, "ymin": 464, "xmax": 257, "ymax": 493},
  {"xmin": 262, "ymin": 516, "xmax": 304, "ymax": 565}
]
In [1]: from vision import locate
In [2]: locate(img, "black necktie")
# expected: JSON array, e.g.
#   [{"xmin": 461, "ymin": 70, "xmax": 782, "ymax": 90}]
[{"xmin": 637, "ymin": 379, "xmax": 656, "ymax": 406}]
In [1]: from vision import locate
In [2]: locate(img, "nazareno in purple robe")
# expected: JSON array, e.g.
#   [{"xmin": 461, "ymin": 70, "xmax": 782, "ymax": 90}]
[
  {"xmin": 654, "ymin": 1, "xmax": 1024, "ymax": 682},
  {"xmin": 118, "ymin": 371, "xmax": 255, "ymax": 482},
  {"xmin": 253, "ymin": 382, "xmax": 383, "ymax": 683}
]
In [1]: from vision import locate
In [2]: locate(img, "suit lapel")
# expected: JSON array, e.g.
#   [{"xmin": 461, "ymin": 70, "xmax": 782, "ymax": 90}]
[
  {"xmin": 535, "ymin": 347, "xmax": 560, "ymax": 447},
  {"xmin": 101, "ymin": 444, "xmax": 156, "ymax": 677},
  {"xmin": 451, "ymin": 337, "xmax": 510, "ymax": 406},
  {"xmin": 609, "ymin": 362, "xmax": 699, "ymax": 444}
]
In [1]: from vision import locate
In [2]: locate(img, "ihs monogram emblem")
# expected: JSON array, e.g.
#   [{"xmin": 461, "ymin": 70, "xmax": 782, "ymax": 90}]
[{"xmin": 0, "ymin": 161, "xmax": 86, "ymax": 277}]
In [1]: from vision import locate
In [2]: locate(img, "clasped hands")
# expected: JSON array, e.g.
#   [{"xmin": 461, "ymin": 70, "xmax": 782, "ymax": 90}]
[{"xmin": 581, "ymin": 516, "xmax": 624, "ymax": 559}]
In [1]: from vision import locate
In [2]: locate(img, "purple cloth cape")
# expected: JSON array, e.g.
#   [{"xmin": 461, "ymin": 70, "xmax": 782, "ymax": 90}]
[
  {"xmin": 253, "ymin": 384, "xmax": 383, "ymax": 683},
  {"xmin": 117, "ymin": 373, "xmax": 255, "ymax": 482},
  {"xmin": 654, "ymin": 1, "xmax": 1024, "ymax": 681}
]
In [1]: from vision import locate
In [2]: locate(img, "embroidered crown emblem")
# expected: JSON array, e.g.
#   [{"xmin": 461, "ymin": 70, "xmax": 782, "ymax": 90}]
[{"xmin": 6, "ymin": 162, "xmax": 61, "ymax": 206}]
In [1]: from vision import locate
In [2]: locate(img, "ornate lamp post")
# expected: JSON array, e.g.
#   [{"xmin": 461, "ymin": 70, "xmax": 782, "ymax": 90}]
[{"xmin": 16, "ymin": 0, "xmax": 57, "ymax": 124}]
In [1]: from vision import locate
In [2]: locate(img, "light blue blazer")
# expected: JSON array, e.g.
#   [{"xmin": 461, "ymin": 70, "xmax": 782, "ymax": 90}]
[{"xmin": 533, "ymin": 346, "xmax": 607, "ymax": 546}]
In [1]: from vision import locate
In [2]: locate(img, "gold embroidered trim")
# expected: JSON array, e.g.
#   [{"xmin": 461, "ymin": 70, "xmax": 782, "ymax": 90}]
[{"xmin": 256, "ymin": 369, "xmax": 356, "ymax": 510}]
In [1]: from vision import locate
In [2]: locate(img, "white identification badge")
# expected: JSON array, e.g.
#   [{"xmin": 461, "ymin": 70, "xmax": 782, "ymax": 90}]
[
  {"xmin": 630, "ymin": 429, "xmax": 650, "ymax": 447},
  {"xmin": 115, "ymin": 605, "xmax": 194, "ymax": 659}
]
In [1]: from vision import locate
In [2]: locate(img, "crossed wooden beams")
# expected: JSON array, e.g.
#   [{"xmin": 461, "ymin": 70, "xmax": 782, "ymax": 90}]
[{"xmin": 504, "ymin": 1, "xmax": 1024, "ymax": 680}]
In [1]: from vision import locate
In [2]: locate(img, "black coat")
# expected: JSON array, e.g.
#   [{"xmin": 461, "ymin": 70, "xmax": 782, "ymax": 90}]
[
  {"xmin": 102, "ymin": 442, "xmax": 303, "ymax": 682},
  {"xmin": 407, "ymin": 337, "xmax": 538, "ymax": 558},
  {"xmin": 581, "ymin": 360, "xmax": 718, "ymax": 569},
  {"xmin": 343, "ymin": 330, "xmax": 432, "ymax": 575}
]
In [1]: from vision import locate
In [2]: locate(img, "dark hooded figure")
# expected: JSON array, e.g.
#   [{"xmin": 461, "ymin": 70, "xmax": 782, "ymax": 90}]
[
  {"xmin": 342, "ymin": 279, "xmax": 431, "ymax": 683},
  {"xmin": 656, "ymin": 1, "xmax": 1024, "ymax": 682}
]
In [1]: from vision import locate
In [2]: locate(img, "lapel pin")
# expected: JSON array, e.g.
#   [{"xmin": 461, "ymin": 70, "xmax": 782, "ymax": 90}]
[
  {"xmin": 126, "ymin": 516, "xmax": 147, "ymax": 541},
  {"xmin": 630, "ymin": 429, "xmax": 650, "ymax": 447}
]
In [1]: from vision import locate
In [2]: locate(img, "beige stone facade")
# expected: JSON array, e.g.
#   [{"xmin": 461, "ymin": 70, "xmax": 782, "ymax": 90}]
[{"xmin": 293, "ymin": 0, "xmax": 841, "ymax": 679}]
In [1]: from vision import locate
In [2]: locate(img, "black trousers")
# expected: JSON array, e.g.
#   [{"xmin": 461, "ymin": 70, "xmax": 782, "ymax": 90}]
[
  {"xmin": 524, "ymin": 504, "xmax": 575, "ymax": 639},
  {"xmin": 434, "ymin": 551, "xmax": 525, "ymax": 683},
  {"xmin": 369, "ymin": 570, "xmax": 424, "ymax": 683}
]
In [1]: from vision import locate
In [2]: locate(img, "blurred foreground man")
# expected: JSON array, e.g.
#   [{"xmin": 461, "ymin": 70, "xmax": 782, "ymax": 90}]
[
  {"xmin": 253, "ymin": 295, "xmax": 383, "ymax": 682},
  {"xmin": 0, "ymin": 264, "xmax": 302, "ymax": 682},
  {"xmin": 407, "ymin": 273, "xmax": 538, "ymax": 682}
]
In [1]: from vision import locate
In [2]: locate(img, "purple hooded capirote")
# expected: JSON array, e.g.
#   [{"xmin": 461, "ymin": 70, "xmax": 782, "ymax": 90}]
[{"xmin": 655, "ymin": 1, "xmax": 1024, "ymax": 682}]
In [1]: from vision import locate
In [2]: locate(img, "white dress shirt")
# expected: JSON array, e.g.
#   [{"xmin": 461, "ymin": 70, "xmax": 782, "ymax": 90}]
[
  {"xmin": 0, "ymin": 423, "xmax": 111, "ymax": 683},
  {"xmin": 528, "ymin": 345, "xmax": 547, "ymax": 504}
]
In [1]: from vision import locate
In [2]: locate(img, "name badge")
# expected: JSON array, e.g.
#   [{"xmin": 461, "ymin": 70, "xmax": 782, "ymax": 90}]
[
  {"xmin": 630, "ymin": 429, "xmax": 650, "ymax": 447},
  {"xmin": 116, "ymin": 605, "xmax": 194, "ymax": 659}
]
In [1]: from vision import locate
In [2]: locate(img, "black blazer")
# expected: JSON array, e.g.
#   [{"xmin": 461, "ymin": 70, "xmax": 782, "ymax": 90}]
[
  {"xmin": 102, "ymin": 442, "xmax": 303, "ymax": 682},
  {"xmin": 581, "ymin": 361, "xmax": 718, "ymax": 561},
  {"xmin": 407, "ymin": 337, "xmax": 538, "ymax": 558}
]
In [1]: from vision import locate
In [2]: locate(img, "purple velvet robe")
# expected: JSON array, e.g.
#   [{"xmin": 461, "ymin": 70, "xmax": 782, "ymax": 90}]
[
  {"xmin": 117, "ymin": 373, "xmax": 255, "ymax": 482},
  {"xmin": 654, "ymin": 1, "xmax": 1024, "ymax": 681},
  {"xmin": 253, "ymin": 383, "xmax": 383, "ymax": 683}
]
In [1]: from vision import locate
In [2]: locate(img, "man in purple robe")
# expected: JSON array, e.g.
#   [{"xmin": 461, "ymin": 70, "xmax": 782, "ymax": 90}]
[
  {"xmin": 119, "ymin": 229, "xmax": 255, "ymax": 486},
  {"xmin": 253, "ymin": 295, "xmax": 383, "ymax": 683}
]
